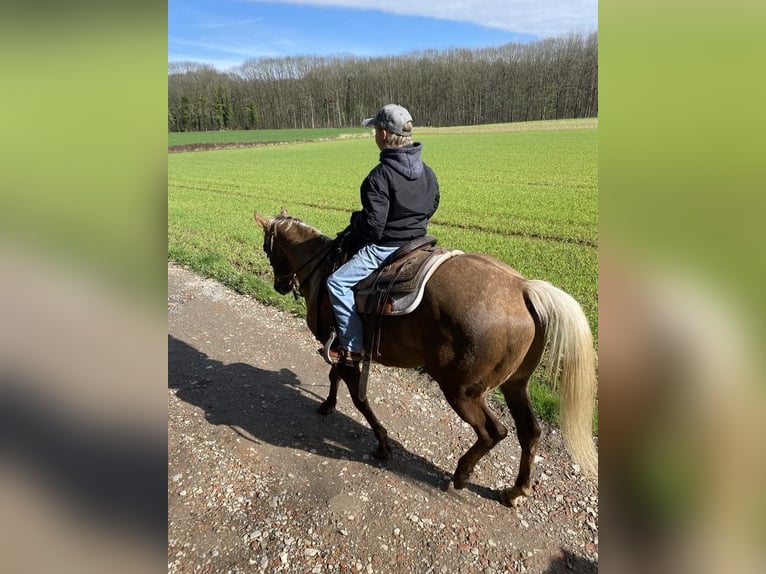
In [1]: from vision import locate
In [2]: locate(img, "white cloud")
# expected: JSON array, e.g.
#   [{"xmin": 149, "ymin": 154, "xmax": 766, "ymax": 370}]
[
  {"xmin": 171, "ymin": 37, "xmax": 281, "ymax": 59},
  {"xmin": 243, "ymin": 0, "xmax": 597, "ymax": 38}
]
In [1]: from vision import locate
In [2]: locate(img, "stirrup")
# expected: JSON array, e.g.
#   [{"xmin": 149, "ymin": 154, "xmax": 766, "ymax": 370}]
[{"xmin": 326, "ymin": 348, "xmax": 365, "ymax": 365}]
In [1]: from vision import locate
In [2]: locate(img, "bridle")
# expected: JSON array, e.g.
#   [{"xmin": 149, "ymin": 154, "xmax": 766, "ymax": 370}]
[{"xmin": 264, "ymin": 217, "xmax": 338, "ymax": 298}]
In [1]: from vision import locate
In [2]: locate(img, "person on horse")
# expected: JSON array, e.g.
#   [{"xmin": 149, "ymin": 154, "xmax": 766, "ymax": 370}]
[{"xmin": 326, "ymin": 104, "xmax": 440, "ymax": 364}]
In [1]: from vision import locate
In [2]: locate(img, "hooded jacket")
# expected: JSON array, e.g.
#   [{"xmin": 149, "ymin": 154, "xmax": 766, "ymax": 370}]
[{"xmin": 349, "ymin": 142, "xmax": 440, "ymax": 246}]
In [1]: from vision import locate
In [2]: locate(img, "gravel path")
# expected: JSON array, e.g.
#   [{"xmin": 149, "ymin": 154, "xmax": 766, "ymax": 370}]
[{"xmin": 168, "ymin": 262, "xmax": 598, "ymax": 573}]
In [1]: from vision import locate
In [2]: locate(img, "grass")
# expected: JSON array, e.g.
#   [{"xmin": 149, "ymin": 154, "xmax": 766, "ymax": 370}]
[
  {"xmin": 169, "ymin": 127, "xmax": 369, "ymax": 147},
  {"xmin": 168, "ymin": 119, "xmax": 598, "ymax": 432}
]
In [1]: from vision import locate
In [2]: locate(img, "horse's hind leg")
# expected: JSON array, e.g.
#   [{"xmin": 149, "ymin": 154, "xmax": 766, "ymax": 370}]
[
  {"xmin": 499, "ymin": 378, "xmax": 542, "ymax": 507},
  {"xmin": 450, "ymin": 395, "xmax": 509, "ymax": 490},
  {"xmin": 338, "ymin": 363, "xmax": 391, "ymax": 460},
  {"xmin": 318, "ymin": 365, "xmax": 340, "ymax": 415}
]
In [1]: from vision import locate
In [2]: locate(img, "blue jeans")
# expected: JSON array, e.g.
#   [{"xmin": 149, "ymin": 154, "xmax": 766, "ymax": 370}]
[{"xmin": 327, "ymin": 243, "xmax": 398, "ymax": 353}]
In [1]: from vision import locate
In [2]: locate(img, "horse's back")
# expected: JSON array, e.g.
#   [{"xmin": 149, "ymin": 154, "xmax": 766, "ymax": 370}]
[
  {"xmin": 449, "ymin": 252, "xmax": 526, "ymax": 281},
  {"xmin": 426, "ymin": 252, "xmax": 530, "ymax": 312}
]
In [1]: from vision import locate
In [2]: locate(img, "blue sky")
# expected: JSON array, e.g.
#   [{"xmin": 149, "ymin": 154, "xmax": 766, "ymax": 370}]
[{"xmin": 169, "ymin": 0, "xmax": 598, "ymax": 71}]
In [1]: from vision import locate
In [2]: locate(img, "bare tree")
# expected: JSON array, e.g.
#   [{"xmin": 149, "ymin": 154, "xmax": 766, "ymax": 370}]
[{"xmin": 168, "ymin": 32, "xmax": 598, "ymax": 132}]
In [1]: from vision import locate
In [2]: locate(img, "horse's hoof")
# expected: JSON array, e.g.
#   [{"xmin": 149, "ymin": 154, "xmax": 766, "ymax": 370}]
[
  {"xmin": 499, "ymin": 486, "xmax": 530, "ymax": 507},
  {"xmin": 452, "ymin": 475, "xmax": 469, "ymax": 490},
  {"xmin": 317, "ymin": 402, "xmax": 335, "ymax": 415},
  {"xmin": 373, "ymin": 445, "xmax": 390, "ymax": 461}
]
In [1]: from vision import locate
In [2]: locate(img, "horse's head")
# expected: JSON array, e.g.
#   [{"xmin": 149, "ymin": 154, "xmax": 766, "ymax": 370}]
[{"xmin": 255, "ymin": 210, "xmax": 296, "ymax": 295}]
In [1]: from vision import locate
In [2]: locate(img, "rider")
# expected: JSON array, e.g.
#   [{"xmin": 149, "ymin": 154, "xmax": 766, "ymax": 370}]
[{"xmin": 326, "ymin": 104, "xmax": 440, "ymax": 364}]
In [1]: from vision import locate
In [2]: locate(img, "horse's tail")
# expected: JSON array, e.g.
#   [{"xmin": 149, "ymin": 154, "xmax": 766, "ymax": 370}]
[{"xmin": 523, "ymin": 279, "xmax": 598, "ymax": 480}]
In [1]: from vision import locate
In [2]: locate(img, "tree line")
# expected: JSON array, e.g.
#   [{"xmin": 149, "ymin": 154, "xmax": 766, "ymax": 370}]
[{"xmin": 168, "ymin": 32, "xmax": 597, "ymax": 132}]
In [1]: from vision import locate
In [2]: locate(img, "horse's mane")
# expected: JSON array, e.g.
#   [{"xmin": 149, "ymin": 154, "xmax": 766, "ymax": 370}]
[{"xmin": 271, "ymin": 214, "xmax": 330, "ymax": 243}]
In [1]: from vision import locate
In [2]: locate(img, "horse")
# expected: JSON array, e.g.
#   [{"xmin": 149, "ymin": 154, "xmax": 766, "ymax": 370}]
[{"xmin": 254, "ymin": 209, "xmax": 597, "ymax": 506}]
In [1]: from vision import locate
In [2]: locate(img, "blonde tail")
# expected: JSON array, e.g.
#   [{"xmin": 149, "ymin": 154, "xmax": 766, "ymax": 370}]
[{"xmin": 524, "ymin": 279, "xmax": 598, "ymax": 479}]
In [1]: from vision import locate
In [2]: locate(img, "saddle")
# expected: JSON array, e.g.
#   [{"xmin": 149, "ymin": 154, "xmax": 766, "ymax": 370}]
[
  {"xmin": 319, "ymin": 235, "xmax": 462, "ymax": 371},
  {"xmin": 353, "ymin": 236, "xmax": 463, "ymax": 316}
]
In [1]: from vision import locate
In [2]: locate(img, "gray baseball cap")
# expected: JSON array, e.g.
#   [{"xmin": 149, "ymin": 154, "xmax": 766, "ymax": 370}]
[{"xmin": 362, "ymin": 104, "xmax": 413, "ymax": 136}]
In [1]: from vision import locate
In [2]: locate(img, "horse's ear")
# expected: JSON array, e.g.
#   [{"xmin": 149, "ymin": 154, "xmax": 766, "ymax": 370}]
[
  {"xmin": 254, "ymin": 211, "xmax": 270, "ymax": 230},
  {"xmin": 279, "ymin": 207, "xmax": 288, "ymax": 216}
]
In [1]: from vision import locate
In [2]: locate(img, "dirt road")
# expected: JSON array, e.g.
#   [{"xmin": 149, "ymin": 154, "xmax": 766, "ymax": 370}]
[{"xmin": 168, "ymin": 262, "xmax": 598, "ymax": 573}]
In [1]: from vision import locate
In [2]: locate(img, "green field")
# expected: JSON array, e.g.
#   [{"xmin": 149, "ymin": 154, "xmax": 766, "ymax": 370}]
[
  {"xmin": 168, "ymin": 119, "xmax": 598, "ymax": 429},
  {"xmin": 169, "ymin": 127, "xmax": 369, "ymax": 147}
]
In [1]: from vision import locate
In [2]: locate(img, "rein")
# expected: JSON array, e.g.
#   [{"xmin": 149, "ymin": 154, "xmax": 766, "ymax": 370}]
[
  {"xmin": 266, "ymin": 218, "xmax": 339, "ymax": 298},
  {"xmin": 290, "ymin": 243, "xmax": 335, "ymax": 296}
]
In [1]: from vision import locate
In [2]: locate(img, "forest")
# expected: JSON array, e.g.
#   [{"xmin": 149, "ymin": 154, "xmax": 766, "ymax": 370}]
[{"xmin": 168, "ymin": 32, "xmax": 597, "ymax": 132}]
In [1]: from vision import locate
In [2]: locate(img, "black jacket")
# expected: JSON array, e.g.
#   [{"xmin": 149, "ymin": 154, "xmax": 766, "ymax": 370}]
[{"xmin": 349, "ymin": 142, "xmax": 440, "ymax": 247}]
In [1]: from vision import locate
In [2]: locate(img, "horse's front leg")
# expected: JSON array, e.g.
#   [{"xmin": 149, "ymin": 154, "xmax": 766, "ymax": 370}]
[
  {"xmin": 318, "ymin": 365, "xmax": 340, "ymax": 415},
  {"xmin": 338, "ymin": 362, "xmax": 391, "ymax": 460}
]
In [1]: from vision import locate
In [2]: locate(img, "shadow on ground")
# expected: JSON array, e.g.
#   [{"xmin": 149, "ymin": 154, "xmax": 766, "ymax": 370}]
[
  {"xmin": 544, "ymin": 548, "xmax": 598, "ymax": 573},
  {"xmin": 168, "ymin": 335, "xmax": 492, "ymax": 502}
]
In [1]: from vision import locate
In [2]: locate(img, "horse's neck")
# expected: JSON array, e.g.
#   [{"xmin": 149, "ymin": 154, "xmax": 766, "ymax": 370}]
[
  {"xmin": 283, "ymin": 228, "xmax": 332, "ymax": 339},
  {"xmin": 278, "ymin": 220, "xmax": 327, "ymax": 267}
]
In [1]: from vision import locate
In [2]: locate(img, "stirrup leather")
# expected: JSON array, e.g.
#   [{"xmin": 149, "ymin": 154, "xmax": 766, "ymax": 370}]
[{"xmin": 322, "ymin": 330, "xmax": 337, "ymax": 365}]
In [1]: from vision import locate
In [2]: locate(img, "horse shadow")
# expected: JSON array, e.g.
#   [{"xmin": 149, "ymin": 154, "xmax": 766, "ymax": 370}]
[
  {"xmin": 168, "ymin": 335, "xmax": 497, "ymax": 503},
  {"xmin": 544, "ymin": 549, "xmax": 598, "ymax": 573}
]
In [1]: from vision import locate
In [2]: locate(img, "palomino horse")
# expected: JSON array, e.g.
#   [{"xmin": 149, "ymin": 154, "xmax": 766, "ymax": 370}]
[{"xmin": 254, "ymin": 210, "xmax": 597, "ymax": 506}]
